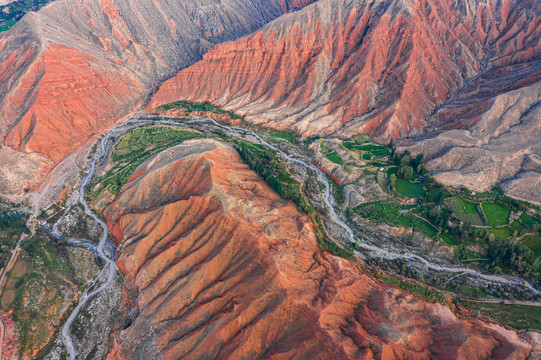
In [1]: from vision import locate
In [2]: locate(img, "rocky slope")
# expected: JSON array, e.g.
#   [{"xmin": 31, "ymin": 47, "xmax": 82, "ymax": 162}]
[
  {"xmin": 149, "ymin": 0, "xmax": 540, "ymax": 140},
  {"xmin": 0, "ymin": 0, "xmax": 304, "ymax": 196},
  {"xmin": 402, "ymin": 81, "xmax": 541, "ymax": 204},
  {"xmin": 104, "ymin": 139, "xmax": 538, "ymax": 359}
]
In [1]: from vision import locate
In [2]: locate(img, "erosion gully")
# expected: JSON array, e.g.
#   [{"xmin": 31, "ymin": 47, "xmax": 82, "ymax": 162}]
[{"xmin": 39, "ymin": 114, "xmax": 538, "ymax": 359}]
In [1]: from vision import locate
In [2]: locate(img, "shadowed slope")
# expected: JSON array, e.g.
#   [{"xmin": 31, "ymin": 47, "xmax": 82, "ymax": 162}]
[{"xmin": 104, "ymin": 139, "xmax": 538, "ymax": 359}]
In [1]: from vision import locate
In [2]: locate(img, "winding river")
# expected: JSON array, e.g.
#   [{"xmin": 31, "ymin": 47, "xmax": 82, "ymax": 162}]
[
  {"xmin": 46, "ymin": 114, "xmax": 539, "ymax": 359},
  {"xmin": 47, "ymin": 126, "xmax": 119, "ymax": 360}
]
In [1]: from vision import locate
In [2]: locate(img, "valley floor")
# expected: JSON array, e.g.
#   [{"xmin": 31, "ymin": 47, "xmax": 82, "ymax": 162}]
[{"xmin": 0, "ymin": 107, "xmax": 540, "ymax": 358}]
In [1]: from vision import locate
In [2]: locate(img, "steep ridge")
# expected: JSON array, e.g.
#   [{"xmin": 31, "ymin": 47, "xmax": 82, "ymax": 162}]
[
  {"xmin": 149, "ymin": 0, "xmax": 540, "ymax": 140},
  {"xmin": 0, "ymin": 0, "xmax": 303, "ymax": 195},
  {"xmin": 104, "ymin": 139, "xmax": 538, "ymax": 359}
]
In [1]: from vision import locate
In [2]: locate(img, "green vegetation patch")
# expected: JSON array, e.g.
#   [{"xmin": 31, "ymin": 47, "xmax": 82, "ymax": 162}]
[
  {"xmin": 376, "ymin": 171, "xmax": 390, "ymax": 194},
  {"xmin": 520, "ymin": 213, "xmax": 537, "ymax": 227},
  {"xmin": 1, "ymin": 1, "xmax": 54, "ymax": 26},
  {"xmin": 355, "ymin": 202, "xmax": 438, "ymax": 239},
  {"xmin": 509, "ymin": 220, "xmax": 526, "ymax": 234},
  {"xmin": 312, "ymin": 214, "xmax": 354, "ymax": 260},
  {"xmin": 464, "ymin": 301, "xmax": 541, "ymax": 330},
  {"xmin": 439, "ymin": 232, "xmax": 459, "ymax": 246},
  {"xmin": 0, "ymin": 21, "xmax": 15, "ymax": 33},
  {"xmin": 235, "ymin": 139, "xmax": 312, "ymax": 214},
  {"xmin": 350, "ymin": 134, "xmax": 372, "ymax": 144},
  {"xmin": 397, "ymin": 215, "xmax": 438, "ymax": 238},
  {"xmin": 155, "ymin": 100, "xmax": 241, "ymax": 119},
  {"xmin": 454, "ymin": 212, "xmax": 485, "ymax": 226},
  {"xmin": 454, "ymin": 246, "xmax": 484, "ymax": 262},
  {"xmin": 463, "ymin": 200, "xmax": 479, "ymax": 214},
  {"xmin": 346, "ymin": 143, "xmax": 390, "ymax": 157},
  {"xmin": 0, "ymin": 211, "xmax": 29, "ymax": 269},
  {"xmin": 93, "ymin": 126, "xmax": 202, "ymax": 198},
  {"xmin": 472, "ymin": 191, "xmax": 499, "ymax": 200},
  {"xmin": 482, "ymin": 203, "xmax": 511, "ymax": 226},
  {"xmin": 395, "ymin": 179, "xmax": 426, "ymax": 198},
  {"xmin": 445, "ymin": 197, "xmax": 466, "ymax": 212},
  {"xmin": 355, "ymin": 201, "xmax": 406, "ymax": 227},
  {"xmin": 7, "ymin": 228, "xmax": 100, "ymax": 357},
  {"xmin": 521, "ymin": 235, "xmax": 541, "ymax": 258},
  {"xmin": 386, "ymin": 166, "xmax": 398, "ymax": 176},
  {"xmin": 325, "ymin": 151, "xmax": 344, "ymax": 165},
  {"xmin": 487, "ymin": 227, "xmax": 512, "ymax": 239},
  {"xmin": 263, "ymin": 128, "xmax": 298, "ymax": 144}
]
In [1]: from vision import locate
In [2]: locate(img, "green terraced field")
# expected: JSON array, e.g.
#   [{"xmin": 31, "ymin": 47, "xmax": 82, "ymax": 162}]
[
  {"xmin": 445, "ymin": 197, "xmax": 466, "ymax": 212},
  {"xmin": 94, "ymin": 126, "xmax": 202, "ymax": 197},
  {"xmin": 488, "ymin": 227, "xmax": 512, "ymax": 239},
  {"xmin": 520, "ymin": 213, "xmax": 537, "ymax": 227},
  {"xmin": 454, "ymin": 212, "xmax": 485, "ymax": 226},
  {"xmin": 355, "ymin": 201, "xmax": 406, "ymax": 225},
  {"xmin": 343, "ymin": 142, "xmax": 390, "ymax": 157},
  {"xmin": 395, "ymin": 179, "xmax": 426, "ymax": 198},
  {"xmin": 439, "ymin": 232, "xmax": 459, "ymax": 246},
  {"xmin": 264, "ymin": 128, "xmax": 298, "ymax": 143},
  {"xmin": 355, "ymin": 144, "xmax": 390, "ymax": 157},
  {"xmin": 398, "ymin": 215, "xmax": 438, "ymax": 237},
  {"xmin": 482, "ymin": 203, "xmax": 511, "ymax": 226},
  {"xmin": 463, "ymin": 200, "xmax": 479, "ymax": 214},
  {"xmin": 325, "ymin": 151, "xmax": 344, "ymax": 165},
  {"xmin": 521, "ymin": 235, "xmax": 541, "ymax": 258}
]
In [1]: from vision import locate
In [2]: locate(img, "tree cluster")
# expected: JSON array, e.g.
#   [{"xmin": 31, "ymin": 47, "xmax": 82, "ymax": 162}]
[
  {"xmin": 236, "ymin": 143, "xmax": 313, "ymax": 214},
  {"xmin": 427, "ymin": 206, "xmax": 451, "ymax": 228},
  {"xmin": 487, "ymin": 243, "xmax": 535, "ymax": 275},
  {"xmin": 0, "ymin": 211, "xmax": 28, "ymax": 232},
  {"xmin": 391, "ymin": 150, "xmax": 427, "ymax": 181}
]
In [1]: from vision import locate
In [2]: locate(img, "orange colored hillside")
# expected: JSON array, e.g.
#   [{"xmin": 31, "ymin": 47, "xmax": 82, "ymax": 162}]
[{"xmin": 104, "ymin": 139, "xmax": 537, "ymax": 359}]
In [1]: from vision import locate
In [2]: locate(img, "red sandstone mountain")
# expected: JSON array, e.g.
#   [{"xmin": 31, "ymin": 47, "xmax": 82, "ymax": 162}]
[
  {"xmin": 0, "ymin": 0, "xmax": 308, "ymax": 195},
  {"xmin": 2, "ymin": 0, "xmax": 539, "ymax": 200},
  {"xmin": 149, "ymin": 0, "xmax": 541, "ymax": 140},
  {"xmin": 104, "ymin": 139, "xmax": 538, "ymax": 359}
]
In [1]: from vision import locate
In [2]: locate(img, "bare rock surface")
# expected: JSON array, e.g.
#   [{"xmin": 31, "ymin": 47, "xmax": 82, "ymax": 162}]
[
  {"xmin": 403, "ymin": 82, "xmax": 541, "ymax": 204},
  {"xmin": 149, "ymin": 0, "xmax": 540, "ymax": 140}
]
